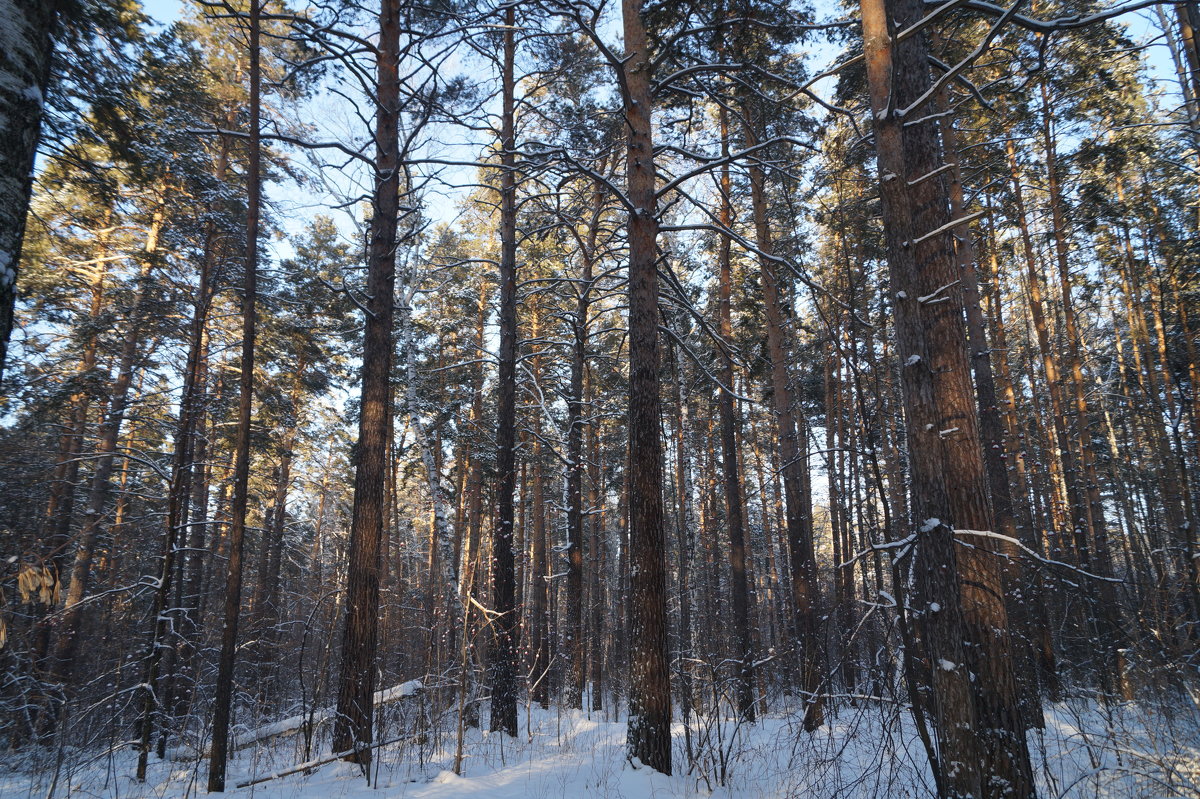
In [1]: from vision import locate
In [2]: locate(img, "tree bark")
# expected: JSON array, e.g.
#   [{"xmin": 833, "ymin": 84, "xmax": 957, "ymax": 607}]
[
  {"xmin": 621, "ymin": 0, "xmax": 672, "ymax": 774},
  {"xmin": 715, "ymin": 112, "xmax": 756, "ymax": 723},
  {"xmin": 860, "ymin": 0, "xmax": 1033, "ymax": 794},
  {"xmin": 207, "ymin": 1, "xmax": 261, "ymax": 786},
  {"xmin": 488, "ymin": 2, "xmax": 520, "ymax": 738},
  {"xmin": 330, "ymin": 0, "xmax": 400, "ymax": 766},
  {"xmin": 938, "ymin": 108, "xmax": 1043, "ymax": 730},
  {"xmin": 0, "ymin": 0, "xmax": 61, "ymax": 379}
]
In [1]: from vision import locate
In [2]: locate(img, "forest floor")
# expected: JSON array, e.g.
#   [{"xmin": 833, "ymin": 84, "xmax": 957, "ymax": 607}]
[{"xmin": 2, "ymin": 694, "xmax": 1197, "ymax": 798}]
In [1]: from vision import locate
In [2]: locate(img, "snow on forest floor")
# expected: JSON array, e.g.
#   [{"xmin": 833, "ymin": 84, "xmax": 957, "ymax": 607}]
[{"xmin": 2, "ymin": 696, "xmax": 1197, "ymax": 798}]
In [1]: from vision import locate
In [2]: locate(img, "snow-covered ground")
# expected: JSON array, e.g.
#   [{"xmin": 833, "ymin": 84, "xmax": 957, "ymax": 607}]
[{"xmin": 2, "ymin": 696, "xmax": 1197, "ymax": 798}]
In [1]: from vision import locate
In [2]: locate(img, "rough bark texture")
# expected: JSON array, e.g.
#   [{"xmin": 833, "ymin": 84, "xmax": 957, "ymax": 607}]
[
  {"xmin": 207, "ymin": 3, "xmax": 261, "ymax": 787},
  {"xmin": 621, "ymin": 0, "xmax": 672, "ymax": 775},
  {"xmin": 860, "ymin": 0, "xmax": 1034, "ymax": 795},
  {"xmin": 487, "ymin": 3, "xmax": 519, "ymax": 738},
  {"xmin": 331, "ymin": 0, "xmax": 399, "ymax": 766},
  {"xmin": 0, "ymin": 0, "xmax": 60, "ymax": 380},
  {"xmin": 939, "ymin": 109, "xmax": 1043, "ymax": 730}
]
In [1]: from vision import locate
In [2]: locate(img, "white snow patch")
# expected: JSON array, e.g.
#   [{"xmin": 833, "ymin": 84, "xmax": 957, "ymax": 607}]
[{"xmin": 2, "ymin": 699, "xmax": 1196, "ymax": 799}]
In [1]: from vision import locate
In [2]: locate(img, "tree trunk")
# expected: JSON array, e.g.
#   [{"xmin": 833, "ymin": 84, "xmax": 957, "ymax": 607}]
[
  {"xmin": 0, "ymin": 0, "xmax": 60, "ymax": 379},
  {"xmin": 715, "ymin": 113, "xmax": 756, "ymax": 723},
  {"xmin": 565, "ymin": 173, "xmax": 604, "ymax": 709},
  {"xmin": 330, "ymin": 0, "xmax": 400, "ymax": 766},
  {"xmin": 939, "ymin": 108, "xmax": 1043, "ymax": 729},
  {"xmin": 207, "ymin": 1, "xmax": 261, "ymax": 786},
  {"xmin": 740, "ymin": 100, "xmax": 823, "ymax": 731},
  {"xmin": 1037, "ymin": 93, "xmax": 1127, "ymax": 696},
  {"xmin": 982, "ymin": 213, "xmax": 1060, "ymax": 701},
  {"xmin": 156, "ymin": 229, "xmax": 217, "ymax": 754},
  {"xmin": 53, "ymin": 200, "xmax": 163, "ymax": 690},
  {"xmin": 488, "ymin": 2, "xmax": 520, "ymax": 738},
  {"xmin": 860, "ymin": 0, "xmax": 1033, "ymax": 794},
  {"xmin": 621, "ymin": 0, "xmax": 672, "ymax": 775}
]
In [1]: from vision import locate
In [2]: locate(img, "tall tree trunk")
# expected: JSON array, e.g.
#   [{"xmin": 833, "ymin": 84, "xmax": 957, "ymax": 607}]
[
  {"xmin": 740, "ymin": 99, "xmax": 823, "ymax": 732},
  {"xmin": 621, "ymin": 0, "xmax": 672, "ymax": 774},
  {"xmin": 488, "ymin": 2, "xmax": 520, "ymax": 738},
  {"xmin": 939, "ymin": 109, "xmax": 1043, "ymax": 729},
  {"xmin": 1006, "ymin": 140, "xmax": 1086, "ymax": 566},
  {"xmin": 462, "ymin": 276, "xmax": 488, "ymax": 726},
  {"xmin": 30, "ymin": 220, "xmax": 111, "ymax": 701},
  {"xmin": 671, "ymin": 341, "xmax": 696, "ymax": 764},
  {"xmin": 528, "ymin": 304, "xmax": 550, "ymax": 708},
  {"xmin": 53, "ymin": 200, "xmax": 163, "ymax": 689},
  {"xmin": 983, "ymin": 215, "xmax": 1061, "ymax": 701},
  {"xmin": 207, "ymin": 1, "xmax": 261, "ymax": 787},
  {"xmin": 860, "ymin": 0, "xmax": 1033, "ymax": 795},
  {"xmin": 716, "ymin": 112, "xmax": 756, "ymax": 723},
  {"xmin": 156, "ymin": 232, "xmax": 216, "ymax": 754},
  {"xmin": 588, "ymin": 407, "xmax": 605, "ymax": 712},
  {"xmin": 1037, "ymin": 93, "xmax": 1127, "ymax": 696},
  {"xmin": 330, "ymin": 0, "xmax": 400, "ymax": 765},
  {"xmin": 565, "ymin": 173, "xmax": 604, "ymax": 709}
]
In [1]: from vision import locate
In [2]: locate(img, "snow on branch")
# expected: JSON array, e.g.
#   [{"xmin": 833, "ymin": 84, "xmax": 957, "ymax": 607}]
[{"xmin": 953, "ymin": 529, "xmax": 1125, "ymax": 583}]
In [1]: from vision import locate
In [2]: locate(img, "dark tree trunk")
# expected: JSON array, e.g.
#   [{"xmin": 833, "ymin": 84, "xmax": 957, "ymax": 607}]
[
  {"xmin": 715, "ymin": 121, "xmax": 755, "ymax": 722},
  {"xmin": 860, "ymin": 0, "xmax": 1034, "ymax": 795},
  {"xmin": 621, "ymin": 0, "xmax": 672, "ymax": 775},
  {"xmin": 0, "ymin": 0, "xmax": 61, "ymax": 379},
  {"xmin": 488, "ymin": 2, "xmax": 520, "ymax": 738},
  {"xmin": 330, "ymin": 0, "xmax": 400, "ymax": 766},
  {"xmin": 207, "ymin": 2, "xmax": 261, "ymax": 787}
]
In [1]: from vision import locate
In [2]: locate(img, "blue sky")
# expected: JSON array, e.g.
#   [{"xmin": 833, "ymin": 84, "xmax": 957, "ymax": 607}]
[{"xmin": 142, "ymin": 0, "xmax": 185, "ymax": 23}]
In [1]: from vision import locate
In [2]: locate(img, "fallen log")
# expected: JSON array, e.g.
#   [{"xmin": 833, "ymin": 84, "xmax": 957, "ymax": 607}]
[
  {"xmin": 165, "ymin": 678, "xmax": 423, "ymax": 761},
  {"xmin": 235, "ymin": 729, "xmax": 419, "ymax": 788}
]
